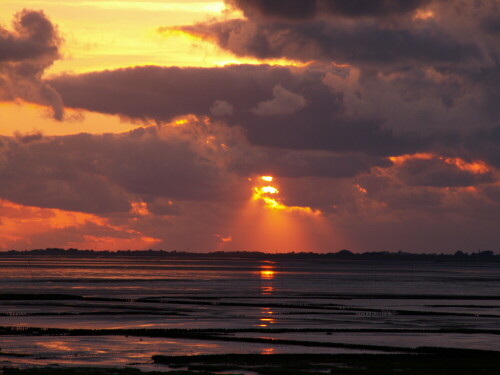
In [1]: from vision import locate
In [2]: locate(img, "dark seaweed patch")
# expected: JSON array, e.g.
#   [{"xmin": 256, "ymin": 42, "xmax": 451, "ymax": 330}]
[{"xmin": 153, "ymin": 351, "xmax": 500, "ymax": 375}]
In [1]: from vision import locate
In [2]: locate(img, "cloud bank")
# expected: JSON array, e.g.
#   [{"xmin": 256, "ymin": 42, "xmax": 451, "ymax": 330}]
[{"xmin": 3, "ymin": 2, "xmax": 500, "ymax": 252}]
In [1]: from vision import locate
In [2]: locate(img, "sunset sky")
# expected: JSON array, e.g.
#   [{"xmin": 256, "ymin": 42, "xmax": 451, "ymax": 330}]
[{"xmin": 2, "ymin": 0, "xmax": 500, "ymax": 252}]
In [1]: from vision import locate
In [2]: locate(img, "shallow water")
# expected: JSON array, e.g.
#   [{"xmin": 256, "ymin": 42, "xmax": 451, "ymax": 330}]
[
  {"xmin": 1, "ymin": 257, "xmax": 499, "ymax": 297},
  {"xmin": 0, "ymin": 256, "xmax": 499, "ymax": 369},
  {"xmin": 0, "ymin": 335, "xmax": 381, "ymax": 370}
]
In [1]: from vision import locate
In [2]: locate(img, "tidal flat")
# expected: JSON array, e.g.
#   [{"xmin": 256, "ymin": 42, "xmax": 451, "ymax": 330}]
[
  {"xmin": 3, "ymin": 351, "xmax": 500, "ymax": 375},
  {"xmin": 0, "ymin": 256, "xmax": 498, "ymax": 373}
]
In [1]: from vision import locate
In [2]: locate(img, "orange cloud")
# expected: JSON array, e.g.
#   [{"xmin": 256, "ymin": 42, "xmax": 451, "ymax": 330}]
[
  {"xmin": 389, "ymin": 153, "xmax": 491, "ymax": 175},
  {"xmin": 0, "ymin": 199, "xmax": 160, "ymax": 250},
  {"xmin": 441, "ymin": 157, "xmax": 490, "ymax": 175},
  {"xmin": 130, "ymin": 201, "xmax": 151, "ymax": 217},
  {"xmin": 413, "ymin": 9, "xmax": 436, "ymax": 21},
  {"xmin": 388, "ymin": 153, "xmax": 435, "ymax": 164}
]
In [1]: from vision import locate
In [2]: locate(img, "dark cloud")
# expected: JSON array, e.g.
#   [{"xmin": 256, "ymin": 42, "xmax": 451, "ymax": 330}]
[
  {"xmin": 319, "ymin": 0, "xmax": 433, "ymax": 18},
  {"xmin": 482, "ymin": 184, "xmax": 500, "ymax": 205},
  {"xmin": 50, "ymin": 65, "xmax": 299, "ymax": 120},
  {"xmin": 0, "ymin": 134, "xmax": 131, "ymax": 214},
  {"xmin": 178, "ymin": 19, "xmax": 481, "ymax": 66},
  {"xmin": 0, "ymin": 9, "xmax": 60, "ymax": 62},
  {"xmin": 228, "ymin": 0, "xmax": 433, "ymax": 20},
  {"xmin": 0, "ymin": 115, "xmax": 400, "ymax": 217},
  {"xmin": 242, "ymin": 111, "xmax": 426, "ymax": 156},
  {"xmin": 50, "ymin": 65, "xmax": 430, "ymax": 156},
  {"xmin": 0, "ymin": 10, "xmax": 63, "ymax": 119},
  {"xmin": 251, "ymin": 84, "xmax": 307, "ymax": 115},
  {"xmin": 229, "ymin": 150, "xmax": 391, "ymax": 179},
  {"xmin": 0, "ymin": 122, "xmax": 247, "ymax": 214},
  {"xmin": 49, "ymin": 57, "xmax": 500, "ymax": 171},
  {"xmin": 380, "ymin": 188, "xmax": 444, "ymax": 211},
  {"xmin": 395, "ymin": 157, "xmax": 493, "ymax": 187},
  {"xmin": 465, "ymin": 125, "xmax": 500, "ymax": 167},
  {"xmin": 480, "ymin": 15, "xmax": 500, "ymax": 34},
  {"xmin": 456, "ymin": 64, "xmax": 500, "ymax": 123},
  {"xmin": 169, "ymin": 0, "xmax": 500, "ymax": 74},
  {"xmin": 14, "ymin": 131, "xmax": 44, "ymax": 144}
]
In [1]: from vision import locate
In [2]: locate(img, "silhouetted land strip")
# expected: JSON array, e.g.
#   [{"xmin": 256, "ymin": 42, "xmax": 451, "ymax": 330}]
[{"xmin": 1, "ymin": 248, "xmax": 499, "ymax": 262}]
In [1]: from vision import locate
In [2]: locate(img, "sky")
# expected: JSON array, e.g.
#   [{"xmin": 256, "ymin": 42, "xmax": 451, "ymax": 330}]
[{"xmin": 1, "ymin": 0, "xmax": 500, "ymax": 252}]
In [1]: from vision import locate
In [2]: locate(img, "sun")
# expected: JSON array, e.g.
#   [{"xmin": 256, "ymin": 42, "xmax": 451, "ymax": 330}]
[
  {"xmin": 261, "ymin": 186, "xmax": 279, "ymax": 194},
  {"xmin": 225, "ymin": 175, "xmax": 335, "ymax": 252},
  {"xmin": 252, "ymin": 176, "xmax": 283, "ymax": 209},
  {"xmin": 251, "ymin": 176, "xmax": 320, "ymax": 215}
]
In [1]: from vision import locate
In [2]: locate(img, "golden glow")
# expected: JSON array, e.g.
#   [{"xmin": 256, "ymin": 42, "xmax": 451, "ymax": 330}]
[
  {"xmin": 260, "ymin": 286, "xmax": 274, "ymax": 295},
  {"xmin": 130, "ymin": 201, "xmax": 150, "ymax": 217},
  {"xmin": 0, "ymin": 101, "xmax": 139, "ymax": 136},
  {"xmin": 38, "ymin": 341, "xmax": 72, "ymax": 351},
  {"xmin": 260, "ymin": 264, "xmax": 275, "ymax": 278},
  {"xmin": 261, "ymin": 348, "xmax": 275, "ymax": 355},
  {"xmin": 355, "ymin": 184, "xmax": 368, "ymax": 194},
  {"xmin": 1, "ymin": 0, "xmax": 302, "ymax": 75},
  {"xmin": 261, "ymin": 186, "xmax": 279, "ymax": 194},
  {"xmin": 259, "ymin": 264, "xmax": 276, "ymax": 295},
  {"xmin": 257, "ymin": 307, "xmax": 276, "ymax": 327},
  {"xmin": 260, "ymin": 270, "xmax": 275, "ymax": 279},
  {"xmin": 217, "ymin": 234, "xmax": 233, "ymax": 243},
  {"xmin": 159, "ymin": 27, "xmax": 310, "ymax": 68},
  {"xmin": 218, "ymin": 175, "xmax": 335, "ymax": 252},
  {"xmin": 252, "ymin": 176, "xmax": 320, "ymax": 215},
  {"xmin": 170, "ymin": 118, "xmax": 190, "ymax": 127},
  {"xmin": 216, "ymin": 57, "xmax": 308, "ymax": 67},
  {"xmin": 59, "ymin": 1, "xmax": 227, "ymax": 13},
  {"xmin": 389, "ymin": 153, "xmax": 434, "ymax": 164},
  {"xmin": 413, "ymin": 9, "xmax": 436, "ymax": 20},
  {"xmin": 158, "ymin": 26, "xmax": 210, "ymax": 42}
]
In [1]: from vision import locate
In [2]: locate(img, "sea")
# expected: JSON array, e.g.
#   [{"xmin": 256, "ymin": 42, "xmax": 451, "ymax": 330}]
[{"xmin": 0, "ymin": 256, "xmax": 498, "ymax": 369}]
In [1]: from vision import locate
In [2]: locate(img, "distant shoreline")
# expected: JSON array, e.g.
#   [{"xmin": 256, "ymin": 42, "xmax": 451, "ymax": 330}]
[{"xmin": 0, "ymin": 248, "xmax": 498, "ymax": 262}]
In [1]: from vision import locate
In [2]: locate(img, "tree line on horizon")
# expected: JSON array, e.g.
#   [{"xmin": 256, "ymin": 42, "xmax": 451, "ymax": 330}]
[{"xmin": 0, "ymin": 248, "xmax": 498, "ymax": 262}]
